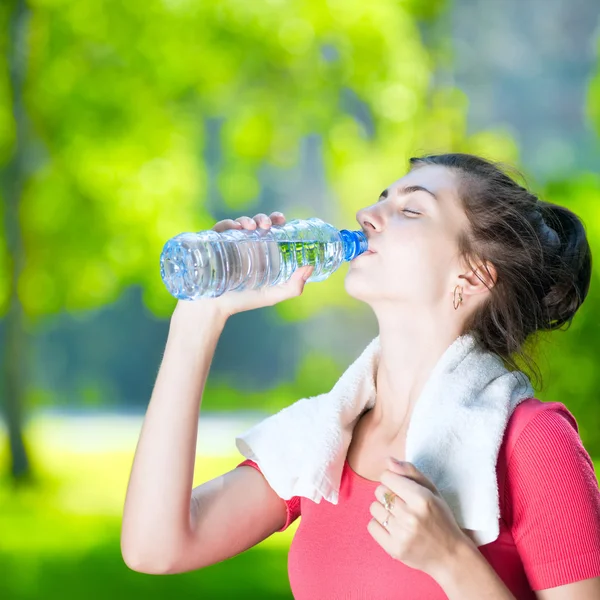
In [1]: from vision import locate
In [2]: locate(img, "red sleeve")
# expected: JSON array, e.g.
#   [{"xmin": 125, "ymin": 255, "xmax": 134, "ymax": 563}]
[
  {"xmin": 236, "ymin": 458, "xmax": 301, "ymax": 532},
  {"xmin": 505, "ymin": 408, "xmax": 600, "ymax": 590}
]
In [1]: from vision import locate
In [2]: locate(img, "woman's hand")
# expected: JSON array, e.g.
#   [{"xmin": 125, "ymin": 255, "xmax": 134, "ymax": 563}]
[
  {"xmin": 367, "ymin": 458, "xmax": 475, "ymax": 581},
  {"xmin": 173, "ymin": 212, "xmax": 314, "ymax": 322}
]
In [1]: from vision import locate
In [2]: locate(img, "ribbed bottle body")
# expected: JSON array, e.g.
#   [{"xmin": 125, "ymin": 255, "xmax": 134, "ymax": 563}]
[{"xmin": 160, "ymin": 217, "xmax": 367, "ymax": 300}]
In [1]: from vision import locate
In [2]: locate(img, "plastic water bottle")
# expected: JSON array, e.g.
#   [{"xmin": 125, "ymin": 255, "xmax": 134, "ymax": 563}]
[{"xmin": 160, "ymin": 217, "xmax": 368, "ymax": 300}]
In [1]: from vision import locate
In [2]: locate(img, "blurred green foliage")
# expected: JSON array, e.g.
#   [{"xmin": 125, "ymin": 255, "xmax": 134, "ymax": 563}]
[
  {"xmin": 0, "ymin": 0, "xmax": 599, "ymax": 597},
  {"xmin": 533, "ymin": 31, "xmax": 600, "ymax": 452},
  {"xmin": 587, "ymin": 30, "xmax": 600, "ymax": 138},
  {"xmin": 0, "ymin": 0, "xmax": 518, "ymax": 324},
  {"xmin": 0, "ymin": 439, "xmax": 298, "ymax": 599}
]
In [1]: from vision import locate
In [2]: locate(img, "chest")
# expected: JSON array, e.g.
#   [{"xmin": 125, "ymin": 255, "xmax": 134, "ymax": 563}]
[
  {"xmin": 288, "ymin": 477, "xmax": 526, "ymax": 600},
  {"xmin": 345, "ymin": 413, "xmax": 408, "ymax": 482},
  {"xmin": 287, "ymin": 427, "xmax": 528, "ymax": 600}
]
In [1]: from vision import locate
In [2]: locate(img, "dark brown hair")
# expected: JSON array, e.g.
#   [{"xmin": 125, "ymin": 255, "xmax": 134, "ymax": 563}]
[{"xmin": 409, "ymin": 153, "xmax": 592, "ymax": 391}]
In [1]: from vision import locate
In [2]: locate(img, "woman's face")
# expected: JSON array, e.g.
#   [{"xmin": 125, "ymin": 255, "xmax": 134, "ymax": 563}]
[{"xmin": 345, "ymin": 164, "xmax": 472, "ymax": 312}]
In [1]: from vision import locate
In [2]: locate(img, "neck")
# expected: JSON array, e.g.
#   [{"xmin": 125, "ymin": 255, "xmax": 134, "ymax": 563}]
[{"xmin": 368, "ymin": 317, "xmax": 464, "ymax": 440}]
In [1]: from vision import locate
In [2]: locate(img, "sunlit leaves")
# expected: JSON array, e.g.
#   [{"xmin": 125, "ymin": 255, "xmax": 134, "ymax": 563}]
[
  {"xmin": 217, "ymin": 163, "xmax": 261, "ymax": 210},
  {"xmin": 1, "ymin": 0, "xmax": 546, "ymax": 323}
]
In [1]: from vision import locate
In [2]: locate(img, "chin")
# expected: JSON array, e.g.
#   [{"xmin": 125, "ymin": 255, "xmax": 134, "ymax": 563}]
[{"xmin": 343, "ymin": 270, "xmax": 379, "ymax": 303}]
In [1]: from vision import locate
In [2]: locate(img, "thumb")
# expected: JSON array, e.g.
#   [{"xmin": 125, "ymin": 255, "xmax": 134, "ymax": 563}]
[
  {"xmin": 300, "ymin": 265, "xmax": 314, "ymax": 281},
  {"xmin": 287, "ymin": 265, "xmax": 313, "ymax": 294}
]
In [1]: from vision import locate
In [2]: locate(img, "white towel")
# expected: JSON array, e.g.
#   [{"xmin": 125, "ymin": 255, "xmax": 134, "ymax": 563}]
[{"xmin": 235, "ymin": 331, "xmax": 535, "ymax": 547}]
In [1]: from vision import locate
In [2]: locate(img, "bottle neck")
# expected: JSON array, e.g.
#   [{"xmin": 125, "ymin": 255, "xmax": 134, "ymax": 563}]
[{"xmin": 339, "ymin": 230, "xmax": 368, "ymax": 261}]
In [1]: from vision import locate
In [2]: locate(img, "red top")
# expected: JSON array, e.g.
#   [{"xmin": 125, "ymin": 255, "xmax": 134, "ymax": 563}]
[{"xmin": 237, "ymin": 398, "xmax": 600, "ymax": 598}]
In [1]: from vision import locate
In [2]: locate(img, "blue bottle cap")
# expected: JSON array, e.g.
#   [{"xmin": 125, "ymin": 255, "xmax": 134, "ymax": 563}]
[{"xmin": 339, "ymin": 229, "xmax": 368, "ymax": 262}]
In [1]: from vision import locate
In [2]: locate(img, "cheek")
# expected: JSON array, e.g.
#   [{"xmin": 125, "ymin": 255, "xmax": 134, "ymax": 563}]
[
  {"xmin": 384, "ymin": 242, "xmax": 450, "ymax": 292},
  {"xmin": 395, "ymin": 231, "xmax": 453, "ymax": 270},
  {"xmin": 386, "ymin": 242, "xmax": 425, "ymax": 275},
  {"xmin": 345, "ymin": 229, "xmax": 455, "ymax": 296}
]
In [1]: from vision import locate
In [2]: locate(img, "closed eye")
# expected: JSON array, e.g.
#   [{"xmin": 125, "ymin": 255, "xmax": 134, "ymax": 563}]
[{"xmin": 403, "ymin": 209, "xmax": 421, "ymax": 216}]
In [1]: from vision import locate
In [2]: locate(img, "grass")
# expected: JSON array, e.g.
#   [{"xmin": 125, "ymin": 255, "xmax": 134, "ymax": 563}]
[
  {"xmin": 0, "ymin": 417, "xmax": 297, "ymax": 600},
  {"xmin": 2, "ymin": 414, "xmax": 599, "ymax": 600}
]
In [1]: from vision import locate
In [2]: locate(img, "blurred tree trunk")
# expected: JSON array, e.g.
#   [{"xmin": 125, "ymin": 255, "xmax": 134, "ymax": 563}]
[{"xmin": 1, "ymin": 0, "xmax": 32, "ymax": 485}]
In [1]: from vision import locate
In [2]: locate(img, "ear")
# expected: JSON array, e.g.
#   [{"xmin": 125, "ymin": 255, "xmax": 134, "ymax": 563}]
[{"xmin": 459, "ymin": 260, "xmax": 497, "ymax": 296}]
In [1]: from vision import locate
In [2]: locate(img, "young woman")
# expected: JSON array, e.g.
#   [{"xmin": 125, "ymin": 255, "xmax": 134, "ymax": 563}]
[{"xmin": 122, "ymin": 153, "xmax": 600, "ymax": 598}]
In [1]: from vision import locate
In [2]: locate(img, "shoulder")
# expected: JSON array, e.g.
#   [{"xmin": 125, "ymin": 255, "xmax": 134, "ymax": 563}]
[
  {"xmin": 500, "ymin": 399, "xmax": 600, "ymax": 589},
  {"xmin": 502, "ymin": 396, "xmax": 599, "ymax": 522},
  {"xmin": 503, "ymin": 397, "xmax": 580, "ymax": 466},
  {"xmin": 503, "ymin": 397, "xmax": 595, "ymax": 499}
]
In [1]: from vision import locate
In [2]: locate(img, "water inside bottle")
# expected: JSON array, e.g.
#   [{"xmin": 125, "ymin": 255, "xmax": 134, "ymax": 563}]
[{"xmin": 161, "ymin": 237, "xmax": 342, "ymax": 300}]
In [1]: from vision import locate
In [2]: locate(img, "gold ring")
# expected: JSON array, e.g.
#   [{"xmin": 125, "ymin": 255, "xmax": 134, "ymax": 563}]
[{"xmin": 383, "ymin": 491, "xmax": 396, "ymax": 511}]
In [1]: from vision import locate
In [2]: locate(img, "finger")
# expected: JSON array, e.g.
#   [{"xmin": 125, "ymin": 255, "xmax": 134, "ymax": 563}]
[
  {"xmin": 278, "ymin": 266, "xmax": 312, "ymax": 296},
  {"xmin": 280, "ymin": 265, "xmax": 311, "ymax": 282},
  {"xmin": 375, "ymin": 484, "xmax": 405, "ymax": 511},
  {"xmin": 270, "ymin": 211, "xmax": 285, "ymax": 223},
  {"xmin": 369, "ymin": 500, "xmax": 393, "ymax": 534},
  {"xmin": 212, "ymin": 219, "xmax": 243, "ymax": 232},
  {"xmin": 297, "ymin": 265, "xmax": 314, "ymax": 281},
  {"xmin": 380, "ymin": 470, "xmax": 426, "ymax": 506},
  {"xmin": 387, "ymin": 460, "xmax": 439, "ymax": 497},
  {"xmin": 252, "ymin": 213, "xmax": 272, "ymax": 228},
  {"xmin": 375, "ymin": 486, "xmax": 406, "ymax": 527},
  {"xmin": 261, "ymin": 271, "xmax": 308, "ymax": 305},
  {"xmin": 367, "ymin": 516, "xmax": 399, "ymax": 562},
  {"xmin": 234, "ymin": 216, "xmax": 257, "ymax": 229}
]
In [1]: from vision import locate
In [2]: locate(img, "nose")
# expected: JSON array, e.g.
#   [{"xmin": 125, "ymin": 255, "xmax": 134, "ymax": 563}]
[{"xmin": 356, "ymin": 204, "xmax": 384, "ymax": 234}]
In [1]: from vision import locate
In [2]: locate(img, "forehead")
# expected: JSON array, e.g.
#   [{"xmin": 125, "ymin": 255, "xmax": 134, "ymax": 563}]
[{"xmin": 385, "ymin": 164, "xmax": 459, "ymax": 200}]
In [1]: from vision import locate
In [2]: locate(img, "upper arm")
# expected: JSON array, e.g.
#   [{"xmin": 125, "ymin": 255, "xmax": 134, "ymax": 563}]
[
  {"xmin": 534, "ymin": 575, "xmax": 600, "ymax": 599},
  {"xmin": 506, "ymin": 409, "xmax": 600, "ymax": 591},
  {"xmin": 165, "ymin": 459, "xmax": 300, "ymax": 574}
]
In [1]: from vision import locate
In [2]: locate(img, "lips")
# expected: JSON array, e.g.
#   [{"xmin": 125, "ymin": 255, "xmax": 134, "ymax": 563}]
[{"xmin": 354, "ymin": 249, "xmax": 376, "ymax": 259}]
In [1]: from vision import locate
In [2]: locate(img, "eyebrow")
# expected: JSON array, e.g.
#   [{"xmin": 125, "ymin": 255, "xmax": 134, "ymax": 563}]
[{"xmin": 378, "ymin": 185, "xmax": 438, "ymax": 203}]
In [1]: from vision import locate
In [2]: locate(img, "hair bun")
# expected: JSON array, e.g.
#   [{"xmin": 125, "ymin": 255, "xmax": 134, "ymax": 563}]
[{"xmin": 538, "ymin": 203, "xmax": 592, "ymax": 330}]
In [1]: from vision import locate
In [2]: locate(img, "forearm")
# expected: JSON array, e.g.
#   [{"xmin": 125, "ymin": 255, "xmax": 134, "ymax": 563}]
[
  {"xmin": 434, "ymin": 538, "xmax": 516, "ymax": 600},
  {"xmin": 121, "ymin": 304, "xmax": 227, "ymax": 569}
]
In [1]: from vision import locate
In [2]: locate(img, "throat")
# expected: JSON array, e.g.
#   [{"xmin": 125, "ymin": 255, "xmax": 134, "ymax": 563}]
[
  {"xmin": 360, "ymin": 406, "xmax": 411, "ymax": 444},
  {"xmin": 346, "ymin": 410, "xmax": 408, "ymax": 482}
]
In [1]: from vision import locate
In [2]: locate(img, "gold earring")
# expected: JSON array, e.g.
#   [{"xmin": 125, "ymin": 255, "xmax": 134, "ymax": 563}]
[{"xmin": 453, "ymin": 285, "xmax": 463, "ymax": 310}]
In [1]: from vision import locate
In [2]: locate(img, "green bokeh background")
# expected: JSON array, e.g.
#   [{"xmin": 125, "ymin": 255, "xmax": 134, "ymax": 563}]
[{"xmin": 1, "ymin": 0, "xmax": 599, "ymax": 598}]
